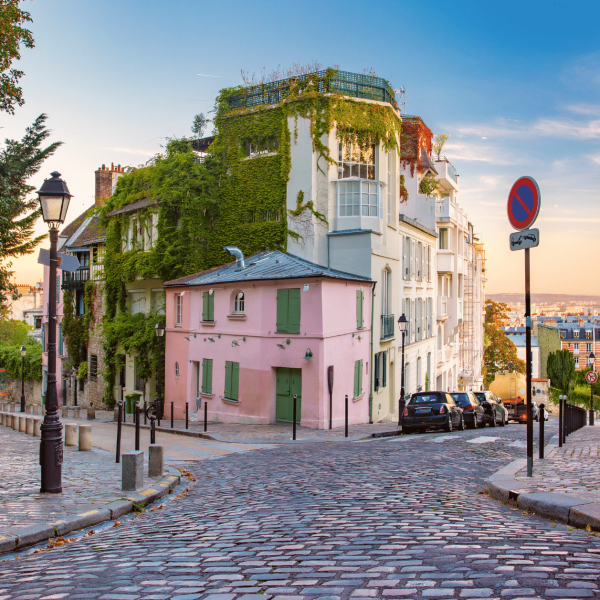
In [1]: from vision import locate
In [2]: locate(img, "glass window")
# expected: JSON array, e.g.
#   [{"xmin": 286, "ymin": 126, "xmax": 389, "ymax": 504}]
[
  {"xmin": 338, "ymin": 180, "xmax": 380, "ymax": 218},
  {"xmin": 234, "ymin": 292, "xmax": 245, "ymax": 314},
  {"xmin": 439, "ymin": 228, "xmax": 448, "ymax": 250},
  {"xmin": 175, "ymin": 362, "xmax": 180, "ymax": 377},
  {"xmin": 338, "ymin": 141, "xmax": 376, "ymax": 180},
  {"xmin": 176, "ymin": 294, "xmax": 183, "ymax": 325},
  {"xmin": 129, "ymin": 292, "xmax": 146, "ymax": 315}
]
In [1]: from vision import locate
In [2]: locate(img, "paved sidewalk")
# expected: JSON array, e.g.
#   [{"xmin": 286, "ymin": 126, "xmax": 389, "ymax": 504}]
[{"xmin": 487, "ymin": 423, "xmax": 600, "ymax": 531}]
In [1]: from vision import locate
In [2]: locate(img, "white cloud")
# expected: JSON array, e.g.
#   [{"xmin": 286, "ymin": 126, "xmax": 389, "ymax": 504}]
[{"xmin": 444, "ymin": 141, "xmax": 516, "ymax": 165}]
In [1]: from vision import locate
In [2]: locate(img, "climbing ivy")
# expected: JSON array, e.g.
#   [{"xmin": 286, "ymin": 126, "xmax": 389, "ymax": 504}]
[{"xmin": 400, "ymin": 116, "xmax": 433, "ymax": 176}]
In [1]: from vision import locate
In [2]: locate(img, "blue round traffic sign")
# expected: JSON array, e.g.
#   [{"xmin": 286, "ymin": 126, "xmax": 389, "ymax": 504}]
[{"xmin": 507, "ymin": 176, "xmax": 541, "ymax": 230}]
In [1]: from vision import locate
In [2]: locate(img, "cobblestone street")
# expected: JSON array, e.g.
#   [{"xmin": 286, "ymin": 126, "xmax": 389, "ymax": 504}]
[{"xmin": 1, "ymin": 419, "xmax": 599, "ymax": 600}]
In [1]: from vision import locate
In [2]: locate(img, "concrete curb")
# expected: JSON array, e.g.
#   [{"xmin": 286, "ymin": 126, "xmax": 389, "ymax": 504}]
[
  {"xmin": 486, "ymin": 443, "xmax": 600, "ymax": 531},
  {"xmin": 120, "ymin": 420, "xmax": 403, "ymax": 444},
  {"xmin": 0, "ymin": 466, "xmax": 182, "ymax": 555}
]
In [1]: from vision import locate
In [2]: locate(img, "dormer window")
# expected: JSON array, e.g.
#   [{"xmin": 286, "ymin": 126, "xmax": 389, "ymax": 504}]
[{"xmin": 574, "ymin": 331, "xmax": 579, "ymax": 338}]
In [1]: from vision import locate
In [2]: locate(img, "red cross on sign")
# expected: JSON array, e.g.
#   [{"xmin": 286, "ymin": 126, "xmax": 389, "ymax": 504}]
[{"xmin": 586, "ymin": 371, "xmax": 597, "ymax": 384}]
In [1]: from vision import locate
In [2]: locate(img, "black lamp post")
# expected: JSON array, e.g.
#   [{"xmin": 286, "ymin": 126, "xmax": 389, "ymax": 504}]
[
  {"xmin": 155, "ymin": 321, "xmax": 165, "ymax": 421},
  {"xmin": 36, "ymin": 171, "xmax": 72, "ymax": 493},
  {"xmin": 20, "ymin": 345, "xmax": 26, "ymax": 412},
  {"xmin": 589, "ymin": 352, "xmax": 595, "ymax": 426},
  {"xmin": 397, "ymin": 314, "xmax": 408, "ymax": 425}
]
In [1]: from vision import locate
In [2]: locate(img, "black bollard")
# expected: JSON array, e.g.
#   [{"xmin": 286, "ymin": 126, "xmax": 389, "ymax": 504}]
[
  {"xmin": 559, "ymin": 396, "xmax": 563, "ymax": 447},
  {"xmin": 150, "ymin": 415, "xmax": 156, "ymax": 444},
  {"xmin": 116, "ymin": 400, "xmax": 123, "ymax": 463},
  {"xmin": 144, "ymin": 400, "xmax": 147, "ymax": 425},
  {"xmin": 185, "ymin": 402, "xmax": 189, "ymax": 430},
  {"xmin": 135, "ymin": 403, "xmax": 141, "ymax": 451},
  {"xmin": 398, "ymin": 397, "xmax": 405, "ymax": 427},
  {"xmin": 539, "ymin": 403, "xmax": 545, "ymax": 459},
  {"xmin": 171, "ymin": 402, "xmax": 174, "ymax": 429},
  {"xmin": 293, "ymin": 394, "xmax": 297, "ymax": 441},
  {"xmin": 204, "ymin": 401, "xmax": 208, "ymax": 433},
  {"xmin": 345, "ymin": 395, "xmax": 349, "ymax": 438}
]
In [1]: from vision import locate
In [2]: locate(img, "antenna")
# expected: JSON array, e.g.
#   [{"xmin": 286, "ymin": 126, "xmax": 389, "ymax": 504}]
[{"xmin": 393, "ymin": 86, "xmax": 406, "ymax": 113}]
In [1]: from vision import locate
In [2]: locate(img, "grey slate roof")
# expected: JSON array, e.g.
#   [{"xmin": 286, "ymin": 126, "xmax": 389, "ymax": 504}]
[
  {"xmin": 509, "ymin": 334, "xmax": 540, "ymax": 348},
  {"xmin": 164, "ymin": 250, "xmax": 373, "ymax": 288},
  {"xmin": 106, "ymin": 197, "xmax": 158, "ymax": 217}
]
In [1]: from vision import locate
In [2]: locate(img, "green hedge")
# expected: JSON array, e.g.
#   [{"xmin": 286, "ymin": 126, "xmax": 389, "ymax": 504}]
[
  {"xmin": 0, "ymin": 340, "xmax": 42, "ymax": 380},
  {"xmin": 549, "ymin": 386, "xmax": 600, "ymax": 409}
]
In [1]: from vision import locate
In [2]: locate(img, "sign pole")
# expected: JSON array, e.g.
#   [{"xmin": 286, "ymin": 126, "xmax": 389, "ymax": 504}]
[{"xmin": 525, "ymin": 247, "xmax": 533, "ymax": 477}]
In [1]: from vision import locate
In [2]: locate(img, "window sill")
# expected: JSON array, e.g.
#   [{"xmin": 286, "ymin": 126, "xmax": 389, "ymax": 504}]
[
  {"xmin": 353, "ymin": 393, "xmax": 365, "ymax": 402},
  {"xmin": 220, "ymin": 396, "xmax": 240, "ymax": 405},
  {"xmin": 201, "ymin": 320, "xmax": 216, "ymax": 326},
  {"xmin": 380, "ymin": 336, "xmax": 395, "ymax": 343},
  {"xmin": 227, "ymin": 314, "xmax": 247, "ymax": 320},
  {"xmin": 174, "ymin": 323, "xmax": 182, "ymax": 327},
  {"xmin": 198, "ymin": 392, "xmax": 213, "ymax": 399}
]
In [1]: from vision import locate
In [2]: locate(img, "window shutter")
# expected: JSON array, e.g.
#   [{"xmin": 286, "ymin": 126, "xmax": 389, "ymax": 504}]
[
  {"xmin": 224, "ymin": 361, "xmax": 232, "ymax": 398},
  {"xmin": 208, "ymin": 293, "xmax": 214, "ymax": 321},
  {"xmin": 428, "ymin": 245, "xmax": 432, "ymax": 282},
  {"xmin": 412, "ymin": 240, "xmax": 416, "ymax": 279},
  {"xmin": 356, "ymin": 289, "xmax": 363, "ymax": 328},
  {"xmin": 417, "ymin": 243, "xmax": 422, "ymax": 281},
  {"xmin": 383, "ymin": 351, "xmax": 387, "ymax": 388},
  {"xmin": 288, "ymin": 289, "xmax": 301, "ymax": 333},
  {"xmin": 412, "ymin": 300, "xmax": 416, "ymax": 341},
  {"xmin": 374, "ymin": 352, "xmax": 380, "ymax": 391},
  {"xmin": 358, "ymin": 359, "xmax": 363, "ymax": 396},
  {"xmin": 276, "ymin": 289, "xmax": 289, "ymax": 332},
  {"xmin": 207, "ymin": 359, "xmax": 213, "ymax": 394},
  {"xmin": 354, "ymin": 360, "xmax": 360, "ymax": 398},
  {"xmin": 402, "ymin": 236, "xmax": 407, "ymax": 280},
  {"xmin": 58, "ymin": 324, "xmax": 63, "ymax": 355},
  {"xmin": 202, "ymin": 292, "xmax": 209, "ymax": 322},
  {"xmin": 428, "ymin": 298, "xmax": 433, "ymax": 336},
  {"xmin": 196, "ymin": 362, "xmax": 200, "ymax": 396},
  {"xmin": 407, "ymin": 238, "xmax": 411, "ymax": 279},
  {"xmin": 231, "ymin": 361, "xmax": 239, "ymax": 400}
]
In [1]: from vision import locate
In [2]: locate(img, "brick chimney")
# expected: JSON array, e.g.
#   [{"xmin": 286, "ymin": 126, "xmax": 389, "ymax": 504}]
[{"xmin": 95, "ymin": 163, "xmax": 125, "ymax": 206}]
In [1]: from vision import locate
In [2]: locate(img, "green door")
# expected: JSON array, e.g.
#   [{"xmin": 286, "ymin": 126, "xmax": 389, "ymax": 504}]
[{"xmin": 276, "ymin": 367, "xmax": 302, "ymax": 423}]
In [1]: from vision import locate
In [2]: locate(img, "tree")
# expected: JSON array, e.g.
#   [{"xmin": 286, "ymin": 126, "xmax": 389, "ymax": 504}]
[
  {"xmin": 483, "ymin": 300, "xmax": 525, "ymax": 387},
  {"xmin": 0, "ymin": 0, "xmax": 34, "ymax": 114},
  {"xmin": 0, "ymin": 317, "xmax": 30, "ymax": 346},
  {"xmin": 0, "ymin": 114, "xmax": 62, "ymax": 313},
  {"xmin": 432, "ymin": 133, "xmax": 450, "ymax": 160},
  {"xmin": 547, "ymin": 350, "xmax": 576, "ymax": 393},
  {"xmin": 191, "ymin": 113, "xmax": 209, "ymax": 138}
]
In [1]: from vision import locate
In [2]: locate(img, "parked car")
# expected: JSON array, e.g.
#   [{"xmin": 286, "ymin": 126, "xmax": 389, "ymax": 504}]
[
  {"xmin": 402, "ymin": 392, "xmax": 465, "ymax": 433},
  {"xmin": 473, "ymin": 391, "xmax": 508, "ymax": 427},
  {"xmin": 450, "ymin": 392, "xmax": 486, "ymax": 429},
  {"xmin": 532, "ymin": 402, "xmax": 541, "ymax": 422}
]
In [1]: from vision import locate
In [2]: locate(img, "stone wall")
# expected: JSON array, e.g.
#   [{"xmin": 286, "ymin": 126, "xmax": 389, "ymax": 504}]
[
  {"xmin": 537, "ymin": 324, "xmax": 561, "ymax": 379},
  {"xmin": 1, "ymin": 378, "xmax": 43, "ymax": 405}
]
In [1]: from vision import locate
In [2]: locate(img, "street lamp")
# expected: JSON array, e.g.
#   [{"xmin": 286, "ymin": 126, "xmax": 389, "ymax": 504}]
[
  {"xmin": 155, "ymin": 321, "xmax": 165, "ymax": 422},
  {"xmin": 36, "ymin": 171, "xmax": 72, "ymax": 493},
  {"xmin": 397, "ymin": 314, "xmax": 408, "ymax": 426},
  {"xmin": 20, "ymin": 345, "xmax": 26, "ymax": 412},
  {"xmin": 589, "ymin": 352, "xmax": 595, "ymax": 426}
]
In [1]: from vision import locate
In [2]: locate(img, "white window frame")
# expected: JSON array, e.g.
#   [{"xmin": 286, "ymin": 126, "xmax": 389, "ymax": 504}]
[
  {"xmin": 176, "ymin": 294, "xmax": 183, "ymax": 326},
  {"xmin": 338, "ymin": 141, "xmax": 376, "ymax": 180},
  {"xmin": 337, "ymin": 179, "xmax": 382, "ymax": 218},
  {"xmin": 234, "ymin": 292, "xmax": 245, "ymax": 314}
]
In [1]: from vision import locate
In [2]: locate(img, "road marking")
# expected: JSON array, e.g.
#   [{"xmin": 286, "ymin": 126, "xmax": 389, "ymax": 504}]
[
  {"xmin": 466, "ymin": 436, "xmax": 502, "ymax": 444},
  {"xmin": 431, "ymin": 435, "xmax": 461, "ymax": 443}
]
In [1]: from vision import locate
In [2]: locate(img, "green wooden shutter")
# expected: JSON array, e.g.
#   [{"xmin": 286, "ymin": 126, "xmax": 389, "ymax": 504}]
[
  {"xmin": 196, "ymin": 362, "xmax": 200, "ymax": 396},
  {"xmin": 58, "ymin": 324, "xmax": 63, "ymax": 355},
  {"xmin": 374, "ymin": 353, "xmax": 380, "ymax": 391},
  {"xmin": 354, "ymin": 360, "xmax": 360, "ymax": 398},
  {"xmin": 224, "ymin": 361, "xmax": 232, "ymax": 398},
  {"xmin": 206, "ymin": 359, "xmax": 213, "ymax": 394},
  {"xmin": 231, "ymin": 361, "xmax": 239, "ymax": 400},
  {"xmin": 208, "ymin": 293, "xmax": 214, "ymax": 321},
  {"xmin": 276, "ymin": 289, "xmax": 289, "ymax": 332},
  {"xmin": 202, "ymin": 292, "xmax": 209, "ymax": 321},
  {"xmin": 288, "ymin": 289, "xmax": 301, "ymax": 333},
  {"xmin": 382, "ymin": 351, "xmax": 387, "ymax": 388},
  {"xmin": 358, "ymin": 359, "xmax": 363, "ymax": 396},
  {"xmin": 356, "ymin": 290, "xmax": 363, "ymax": 328}
]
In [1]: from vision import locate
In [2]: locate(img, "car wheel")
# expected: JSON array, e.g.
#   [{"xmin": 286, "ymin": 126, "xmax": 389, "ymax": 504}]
[
  {"xmin": 417, "ymin": 427, "xmax": 426, "ymax": 434},
  {"xmin": 458, "ymin": 415, "xmax": 465, "ymax": 431},
  {"xmin": 444, "ymin": 415, "xmax": 453, "ymax": 432},
  {"xmin": 468, "ymin": 416, "xmax": 476, "ymax": 429},
  {"xmin": 402, "ymin": 425, "xmax": 412, "ymax": 434},
  {"xmin": 499, "ymin": 413, "xmax": 506, "ymax": 427},
  {"xmin": 490, "ymin": 413, "xmax": 497, "ymax": 427}
]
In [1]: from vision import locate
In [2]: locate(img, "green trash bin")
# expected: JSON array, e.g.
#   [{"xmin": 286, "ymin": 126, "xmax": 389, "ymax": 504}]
[{"xmin": 124, "ymin": 393, "xmax": 142, "ymax": 415}]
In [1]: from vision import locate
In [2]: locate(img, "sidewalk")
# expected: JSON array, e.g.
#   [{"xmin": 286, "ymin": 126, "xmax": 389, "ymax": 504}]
[
  {"xmin": 487, "ymin": 423, "xmax": 600, "ymax": 531},
  {"xmin": 124, "ymin": 416, "xmax": 404, "ymax": 443}
]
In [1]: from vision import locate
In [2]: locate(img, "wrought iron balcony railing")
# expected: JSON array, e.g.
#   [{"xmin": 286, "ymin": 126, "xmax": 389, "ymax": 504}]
[{"xmin": 61, "ymin": 267, "xmax": 90, "ymax": 290}]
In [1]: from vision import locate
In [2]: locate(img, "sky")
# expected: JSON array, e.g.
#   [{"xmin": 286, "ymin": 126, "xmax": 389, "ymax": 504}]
[{"xmin": 4, "ymin": 0, "xmax": 600, "ymax": 295}]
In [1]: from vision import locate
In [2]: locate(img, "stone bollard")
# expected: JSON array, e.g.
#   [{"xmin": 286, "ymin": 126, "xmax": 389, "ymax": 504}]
[
  {"xmin": 64, "ymin": 423, "xmax": 77, "ymax": 446},
  {"xmin": 73, "ymin": 407, "xmax": 81, "ymax": 419},
  {"xmin": 25, "ymin": 404, "xmax": 31, "ymax": 414},
  {"xmin": 19, "ymin": 415, "xmax": 26, "ymax": 432},
  {"xmin": 11, "ymin": 414, "xmax": 18, "ymax": 429},
  {"xmin": 36, "ymin": 404, "xmax": 43, "ymax": 416},
  {"xmin": 87, "ymin": 407, "xmax": 96, "ymax": 420},
  {"xmin": 113, "ymin": 407, "xmax": 119, "ymax": 422},
  {"xmin": 148, "ymin": 444, "xmax": 164, "ymax": 478},
  {"xmin": 61, "ymin": 406, "xmax": 69, "ymax": 418},
  {"xmin": 33, "ymin": 418, "xmax": 42, "ymax": 437},
  {"xmin": 79, "ymin": 424, "xmax": 91, "ymax": 451},
  {"xmin": 0, "ymin": 413, "xmax": 6, "ymax": 426},
  {"xmin": 122, "ymin": 450, "xmax": 144, "ymax": 491},
  {"xmin": 26, "ymin": 416, "xmax": 34, "ymax": 435},
  {"xmin": 10, "ymin": 403, "xmax": 16, "ymax": 412}
]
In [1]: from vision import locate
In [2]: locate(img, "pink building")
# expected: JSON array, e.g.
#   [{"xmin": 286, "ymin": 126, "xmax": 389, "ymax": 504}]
[{"xmin": 164, "ymin": 249, "xmax": 374, "ymax": 429}]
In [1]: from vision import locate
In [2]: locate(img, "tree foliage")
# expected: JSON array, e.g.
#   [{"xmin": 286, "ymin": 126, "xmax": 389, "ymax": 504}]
[
  {"xmin": 483, "ymin": 300, "xmax": 525, "ymax": 387},
  {"xmin": 191, "ymin": 113, "xmax": 209, "ymax": 138},
  {"xmin": 0, "ymin": 0, "xmax": 34, "ymax": 114},
  {"xmin": 0, "ymin": 317, "xmax": 30, "ymax": 345},
  {"xmin": 547, "ymin": 350, "xmax": 576, "ymax": 394},
  {"xmin": 432, "ymin": 133, "xmax": 449, "ymax": 159},
  {"xmin": 0, "ymin": 114, "xmax": 62, "ymax": 312}
]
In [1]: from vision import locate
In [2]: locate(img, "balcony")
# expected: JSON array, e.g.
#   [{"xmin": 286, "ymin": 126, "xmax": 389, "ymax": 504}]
[
  {"xmin": 224, "ymin": 70, "xmax": 396, "ymax": 112},
  {"xmin": 437, "ymin": 251, "xmax": 454, "ymax": 274},
  {"xmin": 62, "ymin": 267, "xmax": 90, "ymax": 290},
  {"xmin": 434, "ymin": 159, "xmax": 459, "ymax": 191},
  {"xmin": 437, "ymin": 296, "xmax": 448, "ymax": 321},
  {"xmin": 381, "ymin": 314, "xmax": 395, "ymax": 340}
]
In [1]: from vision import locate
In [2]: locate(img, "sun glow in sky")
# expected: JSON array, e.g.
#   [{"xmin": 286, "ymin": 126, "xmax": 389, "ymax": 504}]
[{"xmin": 4, "ymin": 0, "xmax": 600, "ymax": 294}]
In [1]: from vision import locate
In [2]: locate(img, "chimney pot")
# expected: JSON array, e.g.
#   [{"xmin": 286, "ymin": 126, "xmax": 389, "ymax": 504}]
[{"xmin": 102, "ymin": 164, "xmax": 106, "ymax": 171}]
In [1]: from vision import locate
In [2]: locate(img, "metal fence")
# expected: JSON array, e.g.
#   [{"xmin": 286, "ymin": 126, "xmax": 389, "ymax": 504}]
[{"xmin": 558, "ymin": 396, "xmax": 587, "ymax": 447}]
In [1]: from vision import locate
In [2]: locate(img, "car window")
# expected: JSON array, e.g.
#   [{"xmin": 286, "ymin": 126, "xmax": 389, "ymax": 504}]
[
  {"xmin": 450, "ymin": 393, "xmax": 471, "ymax": 406},
  {"xmin": 409, "ymin": 394, "xmax": 442, "ymax": 404},
  {"xmin": 474, "ymin": 392, "xmax": 486, "ymax": 402},
  {"xmin": 446, "ymin": 395, "xmax": 456, "ymax": 406}
]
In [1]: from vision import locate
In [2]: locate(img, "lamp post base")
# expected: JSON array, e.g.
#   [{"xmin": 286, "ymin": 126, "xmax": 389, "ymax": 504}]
[
  {"xmin": 20, "ymin": 395, "xmax": 25, "ymax": 413},
  {"xmin": 40, "ymin": 420, "xmax": 63, "ymax": 493},
  {"xmin": 589, "ymin": 409, "xmax": 595, "ymax": 427}
]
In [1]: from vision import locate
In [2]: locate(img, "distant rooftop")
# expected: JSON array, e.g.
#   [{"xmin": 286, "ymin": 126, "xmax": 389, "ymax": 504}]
[{"xmin": 224, "ymin": 70, "xmax": 397, "ymax": 111}]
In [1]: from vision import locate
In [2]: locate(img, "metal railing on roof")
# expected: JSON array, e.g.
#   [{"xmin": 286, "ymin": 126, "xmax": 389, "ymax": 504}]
[{"xmin": 225, "ymin": 70, "xmax": 396, "ymax": 111}]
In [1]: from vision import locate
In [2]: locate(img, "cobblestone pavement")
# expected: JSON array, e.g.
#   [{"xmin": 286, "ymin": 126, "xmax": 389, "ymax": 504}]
[
  {"xmin": 514, "ymin": 425, "xmax": 600, "ymax": 496},
  {"xmin": 2, "ymin": 419, "xmax": 600, "ymax": 600},
  {"xmin": 0, "ymin": 420, "xmax": 272, "ymax": 532}
]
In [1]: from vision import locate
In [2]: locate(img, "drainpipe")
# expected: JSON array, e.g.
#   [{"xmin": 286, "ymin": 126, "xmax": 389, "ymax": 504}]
[{"xmin": 369, "ymin": 283, "xmax": 376, "ymax": 423}]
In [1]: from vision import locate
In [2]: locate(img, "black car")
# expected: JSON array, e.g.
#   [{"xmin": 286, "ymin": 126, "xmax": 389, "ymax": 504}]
[
  {"xmin": 402, "ymin": 391, "xmax": 465, "ymax": 433},
  {"xmin": 450, "ymin": 392, "xmax": 486, "ymax": 429},
  {"xmin": 473, "ymin": 391, "xmax": 508, "ymax": 427}
]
